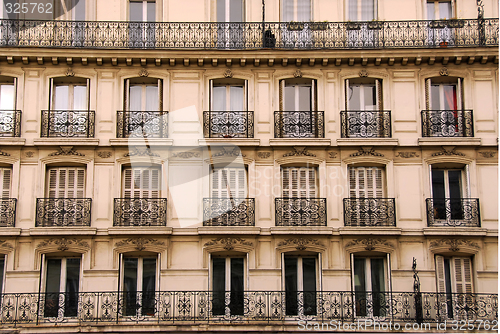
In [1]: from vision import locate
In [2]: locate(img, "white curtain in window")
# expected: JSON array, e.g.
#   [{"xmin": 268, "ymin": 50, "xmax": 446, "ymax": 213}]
[
  {"xmin": 283, "ymin": 0, "xmax": 294, "ymax": 21},
  {"xmin": 361, "ymin": 0, "xmax": 375, "ymax": 21},
  {"xmin": 129, "ymin": 86, "xmax": 142, "ymax": 110},
  {"xmin": 296, "ymin": 0, "xmax": 311, "ymax": 22},
  {"xmin": 0, "ymin": 85, "xmax": 14, "ymax": 110},
  {"xmin": 74, "ymin": 0, "xmax": 85, "ymax": 20},
  {"xmin": 73, "ymin": 86, "xmax": 87, "ymax": 110},
  {"xmin": 54, "ymin": 86, "xmax": 69, "ymax": 110},
  {"xmin": 145, "ymin": 86, "xmax": 158, "ymax": 111},
  {"xmin": 348, "ymin": 0, "xmax": 358, "ymax": 21},
  {"xmin": 213, "ymin": 86, "xmax": 226, "ymax": 111},
  {"xmin": 230, "ymin": 86, "xmax": 244, "ymax": 111}
]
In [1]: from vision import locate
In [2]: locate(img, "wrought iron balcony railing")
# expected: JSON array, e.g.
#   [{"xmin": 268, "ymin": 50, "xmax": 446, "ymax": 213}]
[
  {"xmin": 0, "ymin": 110, "xmax": 21, "ymax": 137},
  {"xmin": 0, "ymin": 198, "xmax": 16, "ymax": 227},
  {"xmin": 275, "ymin": 198, "xmax": 326, "ymax": 226},
  {"xmin": 203, "ymin": 198, "xmax": 255, "ymax": 226},
  {"xmin": 41, "ymin": 110, "xmax": 95, "ymax": 137},
  {"xmin": 343, "ymin": 198, "xmax": 396, "ymax": 227},
  {"xmin": 274, "ymin": 111, "xmax": 324, "ymax": 138},
  {"xmin": 341, "ymin": 110, "xmax": 392, "ymax": 138},
  {"xmin": 203, "ymin": 111, "xmax": 254, "ymax": 138},
  {"xmin": 426, "ymin": 198, "xmax": 480, "ymax": 227},
  {"xmin": 113, "ymin": 198, "xmax": 167, "ymax": 226},
  {"xmin": 35, "ymin": 198, "xmax": 92, "ymax": 227},
  {"xmin": 0, "ymin": 291, "xmax": 496, "ymax": 325},
  {"xmin": 116, "ymin": 111, "xmax": 168, "ymax": 138},
  {"xmin": 421, "ymin": 110, "xmax": 474, "ymax": 137},
  {"xmin": 0, "ymin": 19, "xmax": 497, "ymax": 49}
]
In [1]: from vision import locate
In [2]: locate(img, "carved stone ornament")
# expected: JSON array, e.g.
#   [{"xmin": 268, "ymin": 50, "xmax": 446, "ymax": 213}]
[
  {"xmin": 345, "ymin": 237, "xmax": 394, "ymax": 251},
  {"xmin": 283, "ymin": 146, "xmax": 316, "ymax": 157},
  {"xmin": 204, "ymin": 237, "xmax": 253, "ymax": 251},
  {"xmin": 171, "ymin": 151, "xmax": 201, "ymax": 159},
  {"xmin": 328, "ymin": 151, "xmax": 338, "ymax": 158},
  {"xmin": 439, "ymin": 67, "xmax": 449, "ymax": 76},
  {"xmin": 278, "ymin": 238, "xmax": 324, "ymax": 251},
  {"xmin": 223, "ymin": 69, "xmax": 233, "ymax": 78},
  {"xmin": 97, "ymin": 151, "xmax": 112, "ymax": 159},
  {"xmin": 478, "ymin": 151, "xmax": 497, "ymax": 158},
  {"xmin": 358, "ymin": 69, "xmax": 368, "ymax": 77},
  {"xmin": 115, "ymin": 238, "xmax": 165, "ymax": 251},
  {"xmin": 258, "ymin": 152, "xmax": 271, "ymax": 159},
  {"xmin": 349, "ymin": 147, "xmax": 384, "ymax": 157},
  {"xmin": 430, "ymin": 239, "xmax": 480, "ymax": 252},
  {"xmin": 24, "ymin": 151, "xmax": 35, "ymax": 158},
  {"xmin": 431, "ymin": 146, "xmax": 466, "ymax": 157},
  {"xmin": 139, "ymin": 68, "xmax": 149, "ymax": 77},
  {"xmin": 49, "ymin": 146, "xmax": 85, "ymax": 157},
  {"xmin": 0, "ymin": 240, "xmax": 13, "ymax": 250},
  {"xmin": 293, "ymin": 69, "xmax": 302, "ymax": 78},
  {"xmin": 125, "ymin": 147, "xmax": 160, "ymax": 157},
  {"xmin": 37, "ymin": 238, "xmax": 89, "ymax": 251},
  {"xmin": 395, "ymin": 151, "xmax": 420, "ymax": 158},
  {"xmin": 212, "ymin": 147, "xmax": 246, "ymax": 158},
  {"xmin": 65, "ymin": 67, "xmax": 75, "ymax": 77},
  {"xmin": 0, "ymin": 150, "xmax": 10, "ymax": 157}
]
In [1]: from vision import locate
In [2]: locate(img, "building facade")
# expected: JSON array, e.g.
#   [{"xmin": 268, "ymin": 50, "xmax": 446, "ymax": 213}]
[{"xmin": 0, "ymin": 0, "xmax": 498, "ymax": 332}]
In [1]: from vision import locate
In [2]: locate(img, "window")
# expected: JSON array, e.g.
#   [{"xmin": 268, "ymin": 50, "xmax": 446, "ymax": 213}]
[
  {"xmin": 0, "ymin": 76, "xmax": 16, "ymax": 110},
  {"xmin": 282, "ymin": 167, "xmax": 317, "ymax": 198},
  {"xmin": 125, "ymin": 78, "xmax": 162, "ymax": 112},
  {"xmin": 122, "ymin": 167, "xmax": 161, "ymax": 198},
  {"xmin": 130, "ymin": 0, "xmax": 155, "ymax": 21},
  {"xmin": 212, "ymin": 256, "xmax": 244, "ymax": 315},
  {"xmin": 282, "ymin": 0, "xmax": 311, "ymax": 21},
  {"xmin": 346, "ymin": 78, "xmax": 382, "ymax": 111},
  {"xmin": 284, "ymin": 256, "xmax": 317, "ymax": 316},
  {"xmin": 46, "ymin": 167, "xmax": 85, "ymax": 198},
  {"xmin": 426, "ymin": 78, "xmax": 463, "ymax": 111},
  {"xmin": 121, "ymin": 256, "xmax": 158, "ymax": 317},
  {"xmin": 0, "ymin": 76, "xmax": 18, "ymax": 137},
  {"xmin": 0, "ymin": 255, "xmax": 5, "ymax": 295},
  {"xmin": 210, "ymin": 79, "xmax": 247, "ymax": 112},
  {"xmin": 50, "ymin": 77, "xmax": 89, "ymax": 111},
  {"xmin": 129, "ymin": 0, "xmax": 156, "ymax": 46},
  {"xmin": 349, "ymin": 167, "xmax": 383, "ymax": 198},
  {"xmin": 43, "ymin": 257, "xmax": 81, "ymax": 318},
  {"xmin": 427, "ymin": 0, "xmax": 453, "ymax": 20},
  {"xmin": 217, "ymin": 0, "xmax": 243, "ymax": 22},
  {"xmin": 0, "ymin": 167, "xmax": 12, "ymax": 198},
  {"xmin": 211, "ymin": 166, "xmax": 247, "ymax": 199},
  {"xmin": 431, "ymin": 168, "xmax": 464, "ymax": 221},
  {"xmin": 348, "ymin": 0, "xmax": 376, "ymax": 21},
  {"xmin": 352, "ymin": 254, "xmax": 390, "ymax": 317},
  {"xmin": 54, "ymin": 0, "xmax": 86, "ymax": 20},
  {"xmin": 281, "ymin": 78, "xmax": 316, "ymax": 112}
]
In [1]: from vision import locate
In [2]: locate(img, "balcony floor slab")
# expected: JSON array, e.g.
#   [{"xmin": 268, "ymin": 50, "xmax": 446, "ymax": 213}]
[
  {"xmin": 418, "ymin": 137, "xmax": 481, "ymax": 146},
  {"xmin": 269, "ymin": 138, "xmax": 332, "ymax": 146},
  {"xmin": 109, "ymin": 138, "xmax": 173, "ymax": 146},
  {"xmin": 33, "ymin": 138, "xmax": 99, "ymax": 146},
  {"xmin": 337, "ymin": 138, "xmax": 399, "ymax": 146},
  {"xmin": 29, "ymin": 227, "xmax": 97, "ymax": 235},
  {"xmin": 199, "ymin": 138, "xmax": 260, "ymax": 146},
  {"xmin": 0, "ymin": 138, "xmax": 25, "ymax": 145}
]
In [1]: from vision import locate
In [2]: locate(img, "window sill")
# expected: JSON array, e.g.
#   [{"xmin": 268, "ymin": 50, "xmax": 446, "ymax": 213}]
[
  {"xmin": 108, "ymin": 227, "xmax": 173, "ymax": 235},
  {"xmin": 338, "ymin": 227, "xmax": 402, "ymax": 235},
  {"xmin": 0, "ymin": 228, "xmax": 21, "ymax": 236},
  {"xmin": 0, "ymin": 138, "xmax": 25, "ymax": 146},
  {"xmin": 418, "ymin": 137, "xmax": 481, "ymax": 146},
  {"xmin": 197, "ymin": 226, "xmax": 260, "ymax": 234},
  {"xmin": 34, "ymin": 138, "xmax": 99, "ymax": 146},
  {"xmin": 199, "ymin": 138, "xmax": 260, "ymax": 146},
  {"xmin": 337, "ymin": 138, "xmax": 398, "ymax": 146},
  {"xmin": 422, "ymin": 227, "xmax": 487, "ymax": 236},
  {"xmin": 270, "ymin": 226, "xmax": 333, "ymax": 234},
  {"xmin": 29, "ymin": 227, "xmax": 97, "ymax": 235},
  {"xmin": 109, "ymin": 138, "xmax": 173, "ymax": 146},
  {"xmin": 269, "ymin": 138, "xmax": 331, "ymax": 146}
]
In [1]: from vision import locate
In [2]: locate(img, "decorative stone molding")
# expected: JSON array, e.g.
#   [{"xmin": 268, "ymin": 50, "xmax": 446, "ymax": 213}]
[
  {"xmin": 358, "ymin": 69, "xmax": 368, "ymax": 77},
  {"xmin": 0, "ymin": 150, "xmax": 10, "ymax": 157},
  {"xmin": 65, "ymin": 67, "xmax": 75, "ymax": 77},
  {"xmin": 37, "ymin": 238, "xmax": 90, "ymax": 251},
  {"xmin": 115, "ymin": 238, "xmax": 165, "ymax": 251},
  {"xmin": 204, "ymin": 238, "xmax": 253, "ymax": 251},
  {"xmin": 283, "ymin": 146, "xmax": 316, "ymax": 157},
  {"xmin": 430, "ymin": 239, "xmax": 480, "ymax": 252},
  {"xmin": 139, "ymin": 68, "xmax": 149, "ymax": 77},
  {"xmin": 0, "ymin": 240, "xmax": 13, "ymax": 250},
  {"xmin": 345, "ymin": 237, "xmax": 394, "ymax": 251},
  {"xmin": 97, "ymin": 151, "xmax": 112, "ymax": 159},
  {"xmin": 439, "ymin": 67, "xmax": 449, "ymax": 76},
  {"xmin": 257, "ymin": 152, "xmax": 271, "ymax": 159},
  {"xmin": 49, "ymin": 146, "xmax": 85, "ymax": 157},
  {"xmin": 395, "ymin": 151, "xmax": 419, "ymax": 158},
  {"xmin": 349, "ymin": 147, "xmax": 384, "ymax": 157},
  {"xmin": 24, "ymin": 151, "xmax": 35, "ymax": 158},
  {"xmin": 293, "ymin": 69, "xmax": 302, "ymax": 78},
  {"xmin": 328, "ymin": 151, "xmax": 338, "ymax": 158},
  {"xmin": 212, "ymin": 147, "xmax": 245, "ymax": 158},
  {"xmin": 171, "ymin": 151, "xmax": 201, "ymax": 159},
  {"xmin": 278, "ymin": 238, "xmax": 324, "ymax": 251},
  {"xmin": 125, "ymin": 147, "xmax": 159, "ymax": 157},
  {"xmin": 223, "ymin": 69, "xmax": 233, "ymax": 78},
  {"xmin": 431, "ymin": 146, "xmax": 466, "ymax": 157},
  {"xmin": 478, "ymin": 151, "xmax": 497, "ymax": 158}
]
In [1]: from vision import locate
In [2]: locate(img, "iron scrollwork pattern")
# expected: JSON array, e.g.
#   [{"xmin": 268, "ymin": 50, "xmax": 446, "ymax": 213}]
[
  {"xmin": 116, "ymin": 111, "xmax": 168, "ymax": 138},
  {"xmin": 35, "ymin": 198, "xmax": 92, "ymax": 227},
  {"xmin": 203, "ymin": 111, "xmax": 254, "ymax": 138},
  {"xmin": 343, "ymin": 198, "xmax": 396, "ymax": 227},
  {"xmin": 274, "ymin": 111, "xmax": 325, "ymax": 138},
  {"xmin": 421, "ymin": 110, "xmax": 474, "ymax": 137},
  {"xmin": 0, "ymin": 110, "xmax": 21, "ymax": 137},
  {"xmin": 203, "ymin": 198, "xmax": 255, "ymax": 226},
  {"xmin": 340, "ymin": 110, "xmax": 392, "ymax": 138},
  {"xmin": 426, "ymin": 198, "xmax": 480, "ymax": 227},
  {"xmin": 0, "ymin": 198, "xmax": 16, "ymax": 227},
  {"xmin": 41, "ymin": 110, "xmax": 95, "ymax": 138},
  {"xmin": 275, "ymin": 198, "xmax": 327, "ymax": 226},
  {"xmin": 113, "ymin": 198, "xmax": 167, "ymax": 227}
]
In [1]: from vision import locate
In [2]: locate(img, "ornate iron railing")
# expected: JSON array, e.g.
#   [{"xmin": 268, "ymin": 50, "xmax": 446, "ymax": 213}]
[
  {"xmin": 40, "ymin": 110, "xmax": 95, "ymax": 137},
  {"xmin": 113, "ymin": 198, "xmax": 167, "ymax": 226},
  {"xmin": 35, "ymin": 198, "xmax": 92, "ymax": 227},
  {"xmin": 116, "ymin": 111, "xmax": 168, "ymax": 138},
  {"xmin": 0, "ymin": 110, "xmax": 21, "ymax": 137},
  {"xmin": 203, "ymin": 111, "xmax": 254, "ymax": 138},
  {"xmin": 0, "ymin": 291, "xmax": 496, "ymax": 325},
  {"xmin": 0, "ymin": 198, "xmax": 16, "ymax": 227},
  {"xmin": 341, "ymin": 110, "xmax": 391, "ymax": 138},
  {"xmin": 0, "ymin": 19, "xmax": 497, "ymax": 49},
  {"xmin": 426, "ymin": 198, "xmax": 480, "ymax": 227},
  {"xmin": 203, "ymin": 198, "xmax": 255, "ymax": 226},
  {"xmin": 275, "ymin": 198, "xmax": 326, "ymax": 226},
  {"xmin": 421, "ymin": 110, "xmax": 474, "ymax": 137},
  {"xmin": 343, "ymin": 198, "xmax": 396, "ymax": 226},
  {"xmin": 274, "ymin": 111, "xmax": 324, "ymax": 138}
]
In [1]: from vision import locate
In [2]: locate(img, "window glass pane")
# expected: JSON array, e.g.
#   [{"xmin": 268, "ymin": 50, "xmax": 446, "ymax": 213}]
[
  {"xmin": 123, "ymin": 258, "xmax": 138, "ymax": 293},
  {"xmin": 147, "ymin": 1, "xmax": 155, "ymax": 21},
  {"xmin": 298, "ymin": 86, "xmax": 311, "ymax": 111},
  {"xmin": 282, "ymin": 0, "xmax": 294, "ymax": 21},
  {"xmin": 427, "ymin": 2, "xmax": 435, "ymax": 20},
  {"xmin": 302, "ymin": 258, "xmax": 316, "ymax": 292},
  {"xmin": 130, "ymin": 1, "xmax": 143, "ymax": 21},
  {"xmin": 65, "ymin": 258, "xmax": 80, "ymax": 317},
  {"xmin": 284, "ymin": 257, "xmax": 298, "ymax": 315},
  {"xmin": 438, "ymin": 1, "xmax": 451, "ymax": 19},
  {"xmin": 442, "ymin": 85, "xmax": 457, "ymax": 110},
  {"xmin": 370, "ymin": 258, "xmax": 385, "ymax": 292},
  {"xmin": 432, "ymin": 170, "xmax": 445, "ymax": 198},
  {"xmin": 230, "ymin": 0, "xmax": 243, "ymax": 22},
  {"xmin": 142, "ymin": 258, "xmax": 156, "ymax": 292},
  {"xmin": 361, "ymin": 0, "xmax": 374, "ymax": 21},
  {"xmin": 73, "ymin": 85, "xmax": 87, "ymax": 110},
  {"xmin": 363, "ymin": 85, "xmax": 376, "ymax": 110},
  {"xmin": 129, "ymin": 85, "xmax": 142, "ymax": 110},
  {"xmin": 0, "ymin": 84, "xmax": 14, "ymax": 110},
  {"xmin": 348, "ymin": 0, "xmax": 358, "ymax": 21},
  {"xmin": 45, "ymin": 259, "xmax": 62, "ymax": 317},
  {"xmin": 448, "ymin": 170, "xmax": 462, "ymax": 198},
  {"xmin": 444, "ymin": 258, "xmax": 452, "ymax": 294},
  {"xmin": 213, "ymin": 86, "xmax": 226, "ymax": 111},
  {"xmin": 353, "ymin": 258, "xmax": 365, "ymax": 292},
  {"xmin": 229, "ymin": 86, "xmax": 244, "ymax": 111},
  {"xmin": 348, "ymin": 85, "xmax": 361, "ymax": 110},
  {"xmin": 212, "ymin": 258, "xmax": 226, "ymax": 315},
  {"xmin": 0, "ymin": 257, "xmax": 4, "ymax": 293},
  {"xmin": 54, "ymin": 85, "xmax": 69, "ymax": 110},
  {"xmin": 74, "ymin": 0, "xmax": 85, "ymax": 20},
  {"xmin": 296, "ymin": 0, "xmax": 311, "ymax": 22},
  {"xmin": 217, "ymin": 0, "xmax": 225, "ymax": 22},
  {"xmin": 430, "ymin": 85, "xmax": 440, "ymax": 110},
  {"xmin": 284, "ymin": 86, "xmax": 295, "ymax": 110},
  {"xmin": 230, "ymin": 258, "xmax": 244, "ymax": 315},
  {"xmin": 145, "ymin": 85, "xmax": 159, "ymax": 110}
]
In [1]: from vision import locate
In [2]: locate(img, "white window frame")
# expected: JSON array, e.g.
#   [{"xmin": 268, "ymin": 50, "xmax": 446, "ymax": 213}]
[
  {"xmin": 426, "ymin": 78, "xmax": 463, "ymax": 111},
  {"xmin": 129, "ymin": 0, "xmax": 156, "ymax": 22},
  {"xmin": 45, "ymin": 167, "xmax": 86, "ymax": 198},
  {"xmin": 348, "ymin": 166, "xmax": 384, "ymax": 198},
  {"xmin": 124, "ymin": 78, "xmax": 163, "ymax": 112},
  {"xmin": 49, "ymin": 78, "xmax": 90, "ymax": 111},
  {"xmin": 426, "ymin": 0, "xmax": 454, "ymax": 20},
  {"xmin": 209, "ymin": 79, "xmax": 248, "ymax": 112},
  {"xmin": 122, "ymin": 166, "xmax": 161, "ymax": 199}
]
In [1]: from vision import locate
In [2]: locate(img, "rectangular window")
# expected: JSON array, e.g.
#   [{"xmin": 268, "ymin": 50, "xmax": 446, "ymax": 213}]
[
  {"xmin": 122, "ymin": 167, "xmax": 161, "ymax": 198},
  {"xmin": 284, "ymin": 256, "xmax": 317, "ymax": 316},
  {"xmin": 122, "ymin": 256, "xmax": 157, "ymax": 317},
  {"xmin": 282, "ymin": 167, "xmax": 317, "ymax": 198},
  {"xmin": 211, "ymin": 167, "xmax": 247, "ymax": 199},
  {"xmin": 0, "ymin": 76, "xmax": 16, "ymax": 110},
  {"xmin": 217, "ymin": 0, "xmax": 244, "ymax": 22},
  {"xmin": 0, "ymin": 167, "xmax": 12, "ymax": 198},
  {"xmin": 212, "ymin": 257, "xmax": 244, "ymax": 315},
  {"xmin": 431, "ymin": 169, "xmax": 464, "ymax": 220},
  {"xmin": 349, "ymin": 167, "xmax": 384, "ymax": 198},
  {"xmin": 346, "ymin": 78, "xmax": 382, "ymax": 111},
  {"xmin": 282, "ymin": 0, "xmax": 311, "ymax": 21},
  {"xmin": 348, "ymin": 0, "xmax": 376, "ymax": 21},
  {"xmin": 44, "ymin": 257, "xmax": 81, "ymax": 318},
  {"xmin": 130, "ymin": 0, "xmax": 155, "ymax": 21},
  {"xmin": 125, "ymin": 78, "xmax": 162, "ymax": 112},
  {"xmin": 427, "ymin": 78, "xmax": 463, "ymax": 111},
  {"xmin": 46, "ymin": 167, "xmax": 85, "ymax": 198},
  {"xmin": 210, "ymin": 79, "xmax": 247, "ymax": 112},
  {"xmin": 281, "ymin": 79, "xmax": 316, "ymax": 112},
  {"xmin": 0, "ymin": 255, "xmax": 5, "ymax": 295},
  {"xmin": 427, "ymin": 0, "xmax": 453, "ymax": 20},
  {"xmin": 50, "ymin": 77, "xmax": 89, "ymax": 111}
]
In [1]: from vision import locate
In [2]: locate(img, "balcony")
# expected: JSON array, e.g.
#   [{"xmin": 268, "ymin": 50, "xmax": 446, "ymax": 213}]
[
  {"xmin": 116, "ymin": 111, "xmax": 168, "ymax": 138},
  {"xmin": 275, "ymin": 198, "xmax": 326, "ymax": 226},
  {"xmin": 0, "ymin": 198, "xmax": 16, "ymax": 227},
  {"xmin": 41, "ymin": 110, "xmax": 95, "ymax": 138},
  {"xmin": 203, "ymin": 111, "xmax": 254, "ymax": 138},
  {"xmin": 421, "ymin": 110, "xmax": 474, "ymax": 137},
  {"xmin": 274, "ymin": 111, "xmax": 324, "ymax": 138},
  {"xmin": 113, "ymin": 198, "xmax": 167, "ymax": 226},
  {"xmin": 343, "ymin": 198, "xmax": 396, "ymax": 227},
  {"xmin": 35, "ymin": 198, "xmax": 92, "ymax": 227},
  {"xmin": 0, "ymin": 110, "xmax": 21, "ymax": 137},
  {"xmin": 426, "ymin": 198, "xmax": 480, "ymax": 227},
  {"xmin": 203, "ymin": 198, "xmax": 255, "ymax": 226},
  {"xmin": 0, "ymin": 291, "xmax": 495, "ymax": 324},
  {"xmin": 341, "ymin": 111, "xmax": 391, "ymax": 138},
  {"xmin": 0, "ymin": 19, "xmax": 497, "ymax": 49}
]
